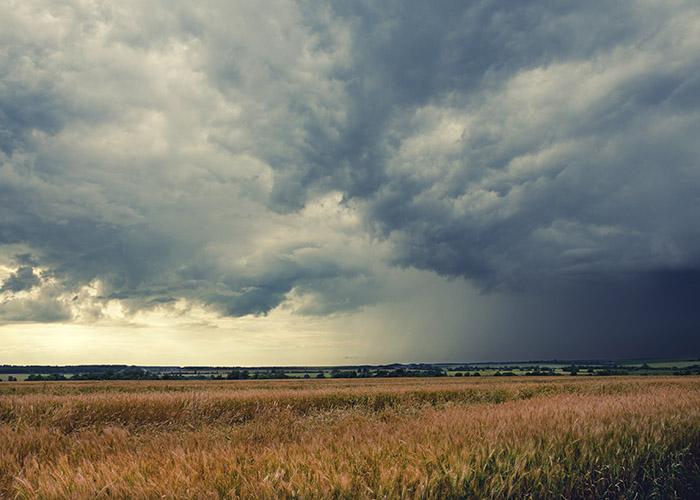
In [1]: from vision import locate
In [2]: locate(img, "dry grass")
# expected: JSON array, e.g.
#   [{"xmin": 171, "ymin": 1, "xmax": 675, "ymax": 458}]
[{"xmin": 1, "ymin": 376, "xmax": 699, "ymax": 498}]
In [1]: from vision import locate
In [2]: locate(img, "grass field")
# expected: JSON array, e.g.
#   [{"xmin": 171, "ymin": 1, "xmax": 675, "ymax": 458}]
[{"xmin": 1, "ymin": 377, "xmax": 700, "ymax": 498}]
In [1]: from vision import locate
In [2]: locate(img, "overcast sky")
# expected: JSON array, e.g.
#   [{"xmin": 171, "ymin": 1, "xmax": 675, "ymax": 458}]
[{"xmin": 1, "ymin": 0, "xmax": 700, "ymax": 365}]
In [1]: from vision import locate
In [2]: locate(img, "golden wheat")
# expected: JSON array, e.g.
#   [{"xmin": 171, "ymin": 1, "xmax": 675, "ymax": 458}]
[{"xmin": 1, "ymin": 376, "xmax": 699, "ymax": 499}]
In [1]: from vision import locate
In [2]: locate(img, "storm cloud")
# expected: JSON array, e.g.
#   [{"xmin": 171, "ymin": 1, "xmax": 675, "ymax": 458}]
[{"xmin": 1, "ymin": 0, "xmax": 699, "ymax": 360}]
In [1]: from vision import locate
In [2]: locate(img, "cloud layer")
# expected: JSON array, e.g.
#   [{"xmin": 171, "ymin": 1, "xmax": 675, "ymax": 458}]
[{"xmin": 1, "ymin": 1, "xmax": 699, "ymax": 359}]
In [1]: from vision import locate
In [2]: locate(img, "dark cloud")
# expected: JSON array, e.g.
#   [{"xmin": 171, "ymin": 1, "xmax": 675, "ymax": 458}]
[
  {"xmin": 0, "ymin": 1, "xmax": 699, "ymax": 359},
  {"xmin": 0, "ymin": 265, "xmax": 40, "ymax": 293},
  {"xmin": 509, "ymin": 269, "xmax": 700, "ymax": 360},
  {"xmin": 0, "ymin": 295, "xmax": 72, "ymax": 323},
  {"xmin": 352, "ymin": 1, "xmax": 700, "ymax": 290}
]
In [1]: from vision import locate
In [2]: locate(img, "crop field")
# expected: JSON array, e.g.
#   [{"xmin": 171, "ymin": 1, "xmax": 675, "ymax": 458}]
[{"xmin": 1, "ymin": 377, "xmax": 700, "ymax": 499}]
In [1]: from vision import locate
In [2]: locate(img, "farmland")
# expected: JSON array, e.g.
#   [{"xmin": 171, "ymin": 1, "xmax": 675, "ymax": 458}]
[
  {"xmin": 2, "ymin": 377, "xmax": 700, "ymax": 498},
  {"xmin": 2, "ymin": 358, "xmax": 700, "ymax": 381}
]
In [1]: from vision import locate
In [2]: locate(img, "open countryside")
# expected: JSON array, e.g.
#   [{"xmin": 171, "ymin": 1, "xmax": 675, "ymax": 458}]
[{"xmin": 2, "ymin": 376, "xmax": 700, "ymax": 498}]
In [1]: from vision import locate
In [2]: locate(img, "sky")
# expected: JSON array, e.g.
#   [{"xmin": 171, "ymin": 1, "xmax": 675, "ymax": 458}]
[{"xmin": 1, "ymin": 0, "xmax": 700, "ymax": 365}]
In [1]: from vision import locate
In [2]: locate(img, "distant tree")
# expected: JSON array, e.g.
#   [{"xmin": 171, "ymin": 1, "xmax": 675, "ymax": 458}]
[
  {"xmin": 225, "ymin": 369, "xmax": 251, "ymax": 380},
  {"xmin": 26, "ymin": 373, "xmax": 66, "ymax": 381}
]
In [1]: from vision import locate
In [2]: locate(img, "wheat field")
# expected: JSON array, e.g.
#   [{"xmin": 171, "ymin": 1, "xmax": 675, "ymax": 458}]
[{"xmin": 1, "ymin": 376, "xmax": 699, "ymax": 499}]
